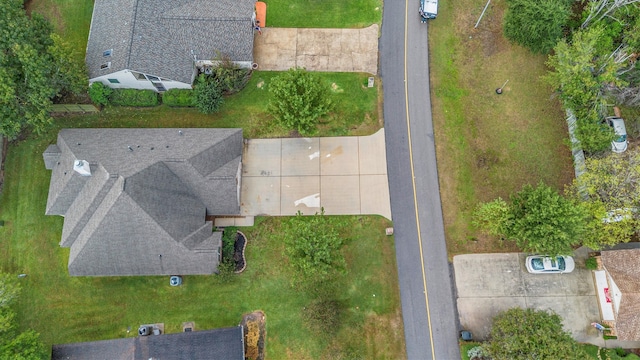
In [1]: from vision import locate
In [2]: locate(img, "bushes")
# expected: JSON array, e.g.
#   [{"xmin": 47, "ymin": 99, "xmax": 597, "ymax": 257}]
[
  {"xmin": 193, "ymin": 74, "xmax": 224, "ymax": 114},
  {"xmin": 162, "ymin": 89, "xmax": 194, "ymax": 107},
  {"xmin": 109, "ymin": 88, "xmax": 159, "ymax": 107},
  {"xmin": 88, "ymin": 82, "xmax": 113, "ymax": 106},
  {"xmin": 268, "ymin": 68, "xmax": 333, "ymax": 135}
]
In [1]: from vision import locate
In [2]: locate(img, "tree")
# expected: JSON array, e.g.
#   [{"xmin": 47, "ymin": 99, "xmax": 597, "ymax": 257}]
[
  {"xmin": 546, "ymin": 26, "xmax": 624, "ymax": 153},
  {"xmin": 268, "ymin": 68, "xmax": 333, "ymax": 135},
  {"xmin": 567, "ymin": 149, "xmax": 640, "ymax": 249},
  {"xmin": 193, "ymin": 74, "xmax": 224, "ymax": 114},
  {"xmin": 474, "ymin": 183, "xmax": 587, "ymax": 255},
  {"xmin": 0, "ymin": 0, "xmax": 87, "ymax": 139},
  {"xmin": 282, "ymin": 210, "xmax": 346, "ymax": 283},
  {"xmin": 503, "ymin": 0, "xmax": 572, "ymax": 54},
  {"xmin": 484, "ymin": 308, "xmax": 587, "ymax": 360},
  {"xmin": 0, "ymin": 274, "xmax": 46, "ymax": 359}
]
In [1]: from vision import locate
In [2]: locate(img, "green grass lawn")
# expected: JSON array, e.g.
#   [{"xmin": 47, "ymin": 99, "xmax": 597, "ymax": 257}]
[
  {"xmin": 0, "ymin": 139, "xmax": 404, "ymax": 358},
  {"xmin": 51, "ymin": 71, "xmax": 380, "ymax": 139},
  {"xmin": 263, "ymin": 0, "xmax": 382, "ymax": 28},
  {"xmin": 429, "ymin": 0, "xmax": 575, "ymax": 255}
]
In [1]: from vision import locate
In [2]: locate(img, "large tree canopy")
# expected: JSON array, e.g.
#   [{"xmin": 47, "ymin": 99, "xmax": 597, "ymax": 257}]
[
  {"xmin": 474, "ymin": 182, "xmax": 587, "ymax": 255},
  {"xmin": 0, "ymin": 0, "xmax": 86, "ymax": 139},
  {"xmin": 503, "ymin": 0, "xmax": 572, "ymax": 54},
  {"xmin": 484, "ymin": 308, "xmax": 587, "ymax": 360},
  {"xmin": 546, "ymin": 25, "xmax": 624, "ymax": 153},
  {"xmin": 569, "ymin": 149, "xmax": 640, "ymax": 249}
]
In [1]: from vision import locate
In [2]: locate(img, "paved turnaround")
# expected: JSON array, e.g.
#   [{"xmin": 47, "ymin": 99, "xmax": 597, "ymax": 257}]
[{"xmin": 380, "ymin": 1, "xmax": 461, "ymax": 359}]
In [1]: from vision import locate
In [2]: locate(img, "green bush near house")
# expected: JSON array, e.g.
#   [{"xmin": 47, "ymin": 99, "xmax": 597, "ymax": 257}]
[
  {"xmin": 109, "ymin": 89, "xmax": 159, "ymax": 107},
  {"xmin": 88, "ymin": 82, "xmax": 113, "ymax": 106},
  {"xmin": 162, "ymin": 89, "xmax": 194, "ymax": 107},
  {"xmin": 585, "ymin": 257, "xmax": 598, "ymax": 270}
]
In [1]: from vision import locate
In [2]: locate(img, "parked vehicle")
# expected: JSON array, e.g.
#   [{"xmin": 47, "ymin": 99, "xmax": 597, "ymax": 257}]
[
  {"xmin": 420, "ymin": 0, "xmax": 438, "ymax": 22},
  {"xmin": 605, "ymin": 116, "xmax": 628, "ymax": 153},
  {"xmin": 525, "ymin": 255, "xmax": 575, "ymax": 274}
]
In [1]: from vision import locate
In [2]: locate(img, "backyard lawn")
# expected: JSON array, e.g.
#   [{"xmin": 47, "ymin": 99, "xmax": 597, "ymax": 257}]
[{"xmin": 429, "ymin": 0, "xmax": 575, "ymax": 255}]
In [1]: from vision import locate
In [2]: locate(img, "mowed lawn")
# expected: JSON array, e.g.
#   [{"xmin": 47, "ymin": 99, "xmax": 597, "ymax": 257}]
[
  {"xmin": 263, "ymin": 0, "xmax": 382, "ymax": 28},
  {"xmin": 429, "ymin": 0, "xmax": 575, "ymax": 255}
]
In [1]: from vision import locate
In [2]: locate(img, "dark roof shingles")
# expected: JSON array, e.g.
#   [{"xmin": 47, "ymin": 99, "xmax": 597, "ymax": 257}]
[{"xmin": 87, "ymin": 0, "xmax": 255, "ymax": 83}]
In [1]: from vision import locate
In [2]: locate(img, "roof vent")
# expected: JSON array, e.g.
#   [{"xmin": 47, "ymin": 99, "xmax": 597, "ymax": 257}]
[{"xmin": 73, "ymin": 160, "xmax": 91, "ymax": 176}]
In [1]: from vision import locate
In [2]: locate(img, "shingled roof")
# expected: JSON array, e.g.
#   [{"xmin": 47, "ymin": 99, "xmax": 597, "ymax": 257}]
[
  {"xmin": 600, "ymin": 248, "xmax": 640, "ymax": 341},
  {"xmin": 44, "ymin": 128, "xmax": 243, "ymax": 276},
  {"xmin": 51, "ymin": 326, "xmax": 245, "ymax": 360},
  {"xmin": 86, "ymin": 0, "xmax": 255, "ymax": 83}
]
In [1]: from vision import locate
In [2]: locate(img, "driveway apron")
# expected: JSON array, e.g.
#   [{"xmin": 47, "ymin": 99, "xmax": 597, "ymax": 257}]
[{"xmin": 240, "ymin": 129, "xmax": 391, "ymax": 219}]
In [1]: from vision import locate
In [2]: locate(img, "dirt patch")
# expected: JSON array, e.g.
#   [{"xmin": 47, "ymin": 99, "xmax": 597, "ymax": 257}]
[{"xmin": 241, "ymin": 311, "xmax": 266, "ymax": 360}]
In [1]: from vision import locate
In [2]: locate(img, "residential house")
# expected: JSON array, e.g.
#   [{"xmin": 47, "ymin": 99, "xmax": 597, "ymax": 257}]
[
  {"xmin": 43, "ymin": 128, "xmax": 243, "ymax": 276},
  {"xmin": 594, "ymin": 248, "xmax": 640, "ymax": 340},
  {"xmin": 51, "ymin": 326, "xmax": 245, "ymax": 360},
  {"xmin": 86, "ymin": 0, "xmax": 256, "ymax": 91}
]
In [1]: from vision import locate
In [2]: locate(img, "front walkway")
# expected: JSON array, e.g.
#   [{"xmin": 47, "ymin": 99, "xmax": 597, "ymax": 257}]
[
  {"xmin": 253, "ymin": 25, "xmax": 379, "ymax": 74},
  {"xmin": 240, "ymin": 129, "xmax": 390, "ymax": 219}
]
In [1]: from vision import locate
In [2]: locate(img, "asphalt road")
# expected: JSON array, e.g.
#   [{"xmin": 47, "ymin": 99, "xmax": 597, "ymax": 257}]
[{"xmin": 380, "ymin": 1, "xmax": 461, "ymax": 359}]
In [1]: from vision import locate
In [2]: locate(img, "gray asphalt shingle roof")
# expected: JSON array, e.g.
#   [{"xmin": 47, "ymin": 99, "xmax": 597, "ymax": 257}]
[
  {"xmin": 44, "ymin": 128, "xmax": 243, "ymax": 276},
  {"xmin": 51, "ymin": 326, "xmax": 245, "ymax": 360},
  {"xmin": 86, "ymin": 0, "xmax": 255, "ymax": 83}
]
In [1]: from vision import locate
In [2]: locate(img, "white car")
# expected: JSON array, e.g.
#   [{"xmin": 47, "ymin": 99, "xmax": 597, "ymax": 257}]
[
  {"xmin": 525, "ymin": 255, "xmax": 575, "ymax": 274},
  {"xmin": 606, "ymin": 116, "xmax": 628, "ymax": 153}
]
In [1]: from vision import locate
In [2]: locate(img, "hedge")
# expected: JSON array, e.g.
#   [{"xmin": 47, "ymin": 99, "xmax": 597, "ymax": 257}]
[
  {"xmin": 162, "ymin": 89, "xmax": 194, "ymax": 107},
  {"xmin": 109, "ymin": 89, "xmax": 159, "ymax": 107}
]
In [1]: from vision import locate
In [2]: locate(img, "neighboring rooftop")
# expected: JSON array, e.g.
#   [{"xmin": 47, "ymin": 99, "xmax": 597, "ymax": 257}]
[
  {"xmin": 86, "ymin": 0, "xmax": 255, "ymax": 83},
  {"xmin": 601, "ymin": 248, "xmax": 640, "ymax": 341},
  {"xmin": 51, "ymin": 326, "xmax": 245, "ymax": 360},
  {"xmin": 44, "ymin": 128, "xmax": 243, "ymax": 276}
]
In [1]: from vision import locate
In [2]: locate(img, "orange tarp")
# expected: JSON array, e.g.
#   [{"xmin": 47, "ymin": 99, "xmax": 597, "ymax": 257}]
[{"xmin": 256, "ymin": 2, "xmax": 266, "ymax": 28}]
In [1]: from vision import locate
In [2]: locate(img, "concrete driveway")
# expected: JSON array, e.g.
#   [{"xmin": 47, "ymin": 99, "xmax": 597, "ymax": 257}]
[
  {"xmin": 454, "ymin": 248, "xmax": 605, "ymax": 345},
  {"xmin": 240, "ymin": 129, "xmax": 390, "ymax": 219},
  {"xmin": 253, "ymin": 25, "xmax": 378, "ymax": 74}
]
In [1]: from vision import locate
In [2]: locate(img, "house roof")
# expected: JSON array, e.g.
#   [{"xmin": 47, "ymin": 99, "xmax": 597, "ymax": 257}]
[
  {"xmin": 86, "ymin": 0, "xmax": 255, "ymax": 83},
  {"xmin": 44, "ymin": 128, "xmax": 243, "ymax": 276},
  {"xmin": 601, "ymin": 248, "xmax": 640, "ymax": 340},
  {"xmin": 51, "ymin": 326, "xmax": 245, "ymax": 360}
]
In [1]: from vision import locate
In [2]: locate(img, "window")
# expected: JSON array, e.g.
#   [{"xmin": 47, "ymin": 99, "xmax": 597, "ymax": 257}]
[
  {"xmin": 108, "ymin": 78, "xmax": 120, "ymax": 84},
  {"xmin": 100, "ymin": 62, "xmax": 111, "ymax": 70},
  {"xmin": 153, "ymin": 82, "xmax": 167, "ymax": 92},
  {"xmin": 103, "ymin": 49, "xmax": 112, "ymax": 57},
  {"xmin": 132, "ymin": 72, "xmax": 146, "ymax": 81},
  {"xmin": 131, "ymin": 71, "xmax": 147, "ymax": 81},
  {"xmin": 146, "ymin": 75, "xmax": 160, "ymax": 82}
]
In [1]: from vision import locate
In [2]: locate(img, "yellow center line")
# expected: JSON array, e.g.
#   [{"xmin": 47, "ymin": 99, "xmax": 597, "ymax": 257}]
[{"xmin": 403, "ymin": 1, "xmax": 436, "ymax": 359}]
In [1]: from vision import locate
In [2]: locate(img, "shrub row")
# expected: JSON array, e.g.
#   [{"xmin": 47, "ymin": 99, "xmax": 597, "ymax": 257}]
[
  {"xmin": 162, "ymin": 89, "xmax": 194, "ymax": 107},
  {"xmin": 109, "ymin": 88, "xmax": 159, "ymax": 107}
]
